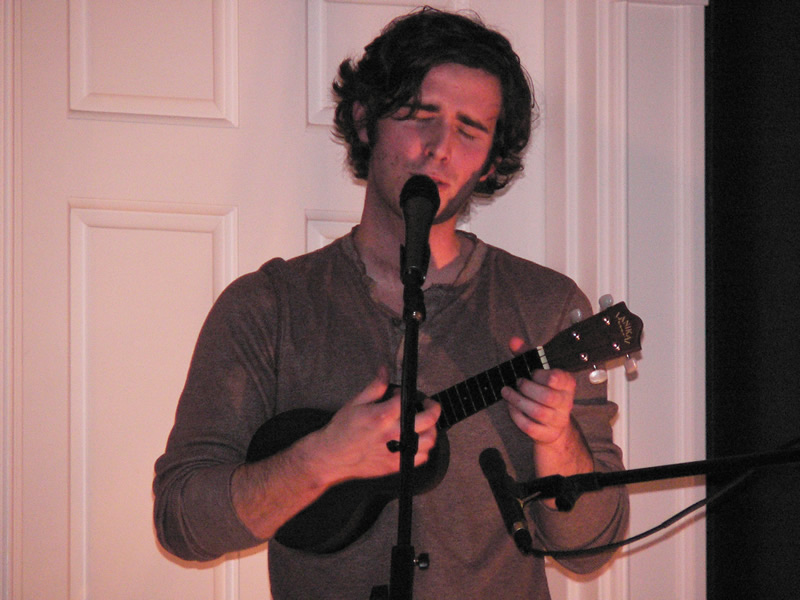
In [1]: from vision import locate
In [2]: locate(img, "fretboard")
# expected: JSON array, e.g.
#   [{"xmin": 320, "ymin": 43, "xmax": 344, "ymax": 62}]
[{"xmin": 431, "ymin": 347, "xmax": 546, "ymax": 430}]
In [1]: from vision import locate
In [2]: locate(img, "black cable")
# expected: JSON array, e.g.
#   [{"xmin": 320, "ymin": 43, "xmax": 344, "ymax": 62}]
[{"xmin": 521, "ymin": 436, "xmax": 800, "ymax": 559}]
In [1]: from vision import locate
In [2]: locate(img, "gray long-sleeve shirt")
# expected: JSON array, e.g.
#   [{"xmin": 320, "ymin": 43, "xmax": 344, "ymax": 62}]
[{"xmin": 153, "ymin": 230, "xmax": 629, "ymax": 599}]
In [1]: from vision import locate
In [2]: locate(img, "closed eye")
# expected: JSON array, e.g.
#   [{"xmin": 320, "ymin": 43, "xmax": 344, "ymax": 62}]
[
  {"xmin": 396, "ymin": 103, "xmax": 490, "ymax": 141},
  {"xmin": 457, "ymin": 114, "xmax": 489, "ymax": 136}
]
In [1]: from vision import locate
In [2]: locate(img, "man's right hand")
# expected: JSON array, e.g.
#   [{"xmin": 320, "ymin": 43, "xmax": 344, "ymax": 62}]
[
  {"xmin": 308, "ymin": 369, "xmax": 441, "ymax": 487},
  {"xmin": 231, "ymin": 369, "xmax": 440, "ymax": 540}
]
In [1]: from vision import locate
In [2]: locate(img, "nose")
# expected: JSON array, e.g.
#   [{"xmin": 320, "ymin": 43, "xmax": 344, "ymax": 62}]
[{"xmin": 423, "ymin": 120, "xmax": 452, "ymax": 162}]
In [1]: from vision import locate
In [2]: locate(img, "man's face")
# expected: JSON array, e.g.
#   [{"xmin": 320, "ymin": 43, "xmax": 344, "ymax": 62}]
[{"xmin": 361, "ymin": 63, "xmax": 502, "ymax": 225}]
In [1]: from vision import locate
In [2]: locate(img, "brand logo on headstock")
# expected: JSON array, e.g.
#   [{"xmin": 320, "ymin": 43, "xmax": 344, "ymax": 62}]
[{"xmin": 615, "ymin": 311, "xmax": 635, "ymax": 347}]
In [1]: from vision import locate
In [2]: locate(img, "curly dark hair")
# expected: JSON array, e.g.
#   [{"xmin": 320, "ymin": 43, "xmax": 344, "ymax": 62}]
[{"xmin": 332, "ymin": 7, "xmax": 538, "ymax": 197}]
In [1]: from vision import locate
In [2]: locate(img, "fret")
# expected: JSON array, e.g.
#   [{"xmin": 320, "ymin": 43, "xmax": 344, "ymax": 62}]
[
  {"xmin": 438, "ymin": 388, "xmax": 457, "ymax": 428},
  {"xmin": 455, "ymin": 381, "xmax": 475, "ymax": 416},
  {"xmin": 476, "ymin": 371, "xmax": 497, "ymax": 404},
  {"xmin": 434, "ymin": 356, "xmax": 528, "ymax": 431},
  {"xmin": 447, "ymin": 386, "xmax": 466, "ymax": 422},
  {"xmin": 499, "ymin": 360, "xmax": 517, "ymax": 387},
  {"xmin": 450, "ymin": 384, "xmax": 469, "ymax": 421},
  {"xmin": 487, "ymin": 365, "xmax": 505, "ymax": 395},
  {"xmin": 466, "ymin": 376, "xmax": 486, "ymax": 412},
  {"xmin": 510, "ymin": 354, "xmax": 530, "ymax": 380},
  {"xmin": 447, "ymin": 386, "xmax": 464, "ymax": 423},
  {"xmin": 438, "ymin": 402, "xmax": 451, "ymax": 429},
  {"xmin": 522, "ymin": 348, "xmax": 544, "ymax": 373}
]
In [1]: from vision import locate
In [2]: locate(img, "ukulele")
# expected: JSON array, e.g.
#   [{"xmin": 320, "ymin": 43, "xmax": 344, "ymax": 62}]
[{"xmin": 246, "ymin": 299, "xmax": 643, "ymax": 554}]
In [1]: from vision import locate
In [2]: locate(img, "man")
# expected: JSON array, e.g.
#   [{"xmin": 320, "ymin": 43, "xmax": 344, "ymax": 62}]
[{"xmin": 154, "ymin": 8, "xmax": 628, "ymax": 599}]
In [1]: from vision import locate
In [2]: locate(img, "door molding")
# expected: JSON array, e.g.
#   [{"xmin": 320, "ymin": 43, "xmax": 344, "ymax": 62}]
[
  {"xmin": 543, "ymin": 1, "xmax": 706, "ymax": 598},
  {"xmin": 2, "ymin": 1, "xmax": 21, "ymax": 597}
]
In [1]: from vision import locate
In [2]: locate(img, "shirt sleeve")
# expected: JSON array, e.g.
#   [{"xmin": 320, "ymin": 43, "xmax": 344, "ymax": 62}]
[
  {"xmin": 529, "ymin": 397, "xmax": 630, "ymax": 574},
  {"xmin": 152, "ymin": 269, "xmax": 278, "ymax": 561}
]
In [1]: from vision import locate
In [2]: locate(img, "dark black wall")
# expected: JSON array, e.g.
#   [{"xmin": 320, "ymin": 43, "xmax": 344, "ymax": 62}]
[{"xmin": 706, "ymin": 2, "xmax": 800, "ymax": 598}]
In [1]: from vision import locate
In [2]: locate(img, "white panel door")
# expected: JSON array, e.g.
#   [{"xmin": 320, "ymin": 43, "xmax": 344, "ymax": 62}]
[{"xmin": 10, "ymin": 1, "xmax": 551, "ymax": 599}]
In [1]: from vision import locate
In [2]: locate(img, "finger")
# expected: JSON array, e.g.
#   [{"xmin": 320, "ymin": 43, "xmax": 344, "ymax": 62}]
[
  {"xmin": 514, "ymin": 378, "xmax": 565, "ymax": 409},
  {"xmin": 414, "ymin": 441, "xmax": 436, "ymax": 465},
  {"xmin": 349, "ymin": 367, "xmax": 391, "ymax": 406},
  {"xmin": 413, "ymin": 425, "xmax": 439, "ymax": 465},
  {"xmin": 507, "ymin": 402, "xmax": 546, "ymax": 436},
  {"xmin": 505, "ymin": 392, "xmax": 570, "ymax": 447},
  {"xmin": 502, "ymin": 384, "xmax": 549, "ymax": 424},
  {"xmin": 531, "ymin": 368, "xmax": 576, "ymax": 394},
  {"xmin": 508, "ymin": 336, "xmax": 526, "ymax": 354},
  {"xmin": 414, "ymin": 398, "xmax": 441, "ymax": 433},
  {"xmin": 505, "ymin": 379, "xmax": 573, "ymax": 428}
]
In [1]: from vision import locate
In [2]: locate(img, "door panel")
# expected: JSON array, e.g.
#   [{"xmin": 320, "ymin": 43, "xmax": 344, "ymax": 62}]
[{"xmin": 69, "ymin": 205, "xmax": 237, "ymax": 599}]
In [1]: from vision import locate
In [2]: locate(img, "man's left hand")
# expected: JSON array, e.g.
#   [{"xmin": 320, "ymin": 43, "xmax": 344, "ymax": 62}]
[{"xmin": 501, "ymin": 337, "xmax": 593, "ymax": 486}]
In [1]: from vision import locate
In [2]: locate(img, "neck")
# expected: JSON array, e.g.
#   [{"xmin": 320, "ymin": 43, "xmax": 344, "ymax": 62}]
[{"xmin": 354, "ymin": 205, "xmax": 465, "ymax": 289}]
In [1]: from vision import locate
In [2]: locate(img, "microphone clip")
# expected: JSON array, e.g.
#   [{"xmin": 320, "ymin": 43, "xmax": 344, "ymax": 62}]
[
  {"xmin": 400, "ymin": 245, "xmax": 429, "ymax": 322},
  {"xmin": 400, "ymin": 243, "xmax": 431, "ymax": 289}
]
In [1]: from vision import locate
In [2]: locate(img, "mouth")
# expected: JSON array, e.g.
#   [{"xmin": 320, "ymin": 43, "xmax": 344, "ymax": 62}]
[
  {"xmin": 419, "ymin": 174, "xmax": 448, "ymax": 193},
  {"xmin": 404, "ymin": 173, "xmax": 450, "ymax": 205},
  {"xmin": 410, "ymin": 171, "xmax": 445, "ymax": 184}
]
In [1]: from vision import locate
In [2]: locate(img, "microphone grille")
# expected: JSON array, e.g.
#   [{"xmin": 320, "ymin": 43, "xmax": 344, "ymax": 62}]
[{"xmin": 400, "ymin": 175, "xmax": 440, "ymax": 211}]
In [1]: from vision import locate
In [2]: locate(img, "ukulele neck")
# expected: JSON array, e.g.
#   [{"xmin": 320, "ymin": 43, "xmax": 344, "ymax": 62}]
[{"xmin": 431, "ymin": 347, "xmax": 545, "ymax": 430}]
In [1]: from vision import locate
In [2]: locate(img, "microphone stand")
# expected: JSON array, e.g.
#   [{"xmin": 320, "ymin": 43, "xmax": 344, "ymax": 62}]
[
  {"xmin": 371, "ymin": 175, "xmax": 439, "ymax": 599},
  {"xmin": 518, "ymin": 446, "xmax": 800, "ymax": 513},
  {"xmin": 370, "ymin": 251, "xmax": 429, "ymax": 600}
]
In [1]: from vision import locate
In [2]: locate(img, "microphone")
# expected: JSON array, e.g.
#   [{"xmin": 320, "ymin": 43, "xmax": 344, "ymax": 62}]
[
  {"xmin": 479, "ymin": 448, "xmax": 532, "ymax": 554},
  {"xmin": 400, "ymin": 175, "xmax": 440, "ymax": 288}
]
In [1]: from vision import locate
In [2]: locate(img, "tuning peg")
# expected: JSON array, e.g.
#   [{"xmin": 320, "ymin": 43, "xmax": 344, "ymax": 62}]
[
  {"xmin": 625, "ymin": 354, "xmax": 638, "ymax": 375},
  {"xmin": 589, "ymin": 366, "xmax": 608, "ymax": 385},
  {"xmin": 569, "ymin": 308, "xmax": 583, "ymax": 324},
  {"xmin": 599, "ymin": 294, "xmax": 614, "ymax": 310}
]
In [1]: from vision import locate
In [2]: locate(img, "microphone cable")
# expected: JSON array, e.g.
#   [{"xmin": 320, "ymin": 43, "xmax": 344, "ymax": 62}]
[{"xmin": 517, "ymin": 435, "xmax": 800, "ymax": 559}]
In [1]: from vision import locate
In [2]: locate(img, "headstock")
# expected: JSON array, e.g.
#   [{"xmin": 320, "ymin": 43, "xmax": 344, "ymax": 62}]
[{"xmin": 543, "ymin": 296, "xmax": 643, "ymax": 382}]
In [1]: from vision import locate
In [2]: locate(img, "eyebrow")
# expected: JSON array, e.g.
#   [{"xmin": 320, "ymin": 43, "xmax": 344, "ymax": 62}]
[{"xmin": 416, "ymin": 102, "xmax": 492, "ymax": 134}]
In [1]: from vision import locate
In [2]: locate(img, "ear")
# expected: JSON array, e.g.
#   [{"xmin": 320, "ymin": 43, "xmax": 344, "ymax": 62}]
[
  {"xmin": 353, "ymin": 102, "xmax": 369, "ymax": 144},
  {"xmin": 478, "ymin": 161, "xmax": 497, "ymax": 183}
]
